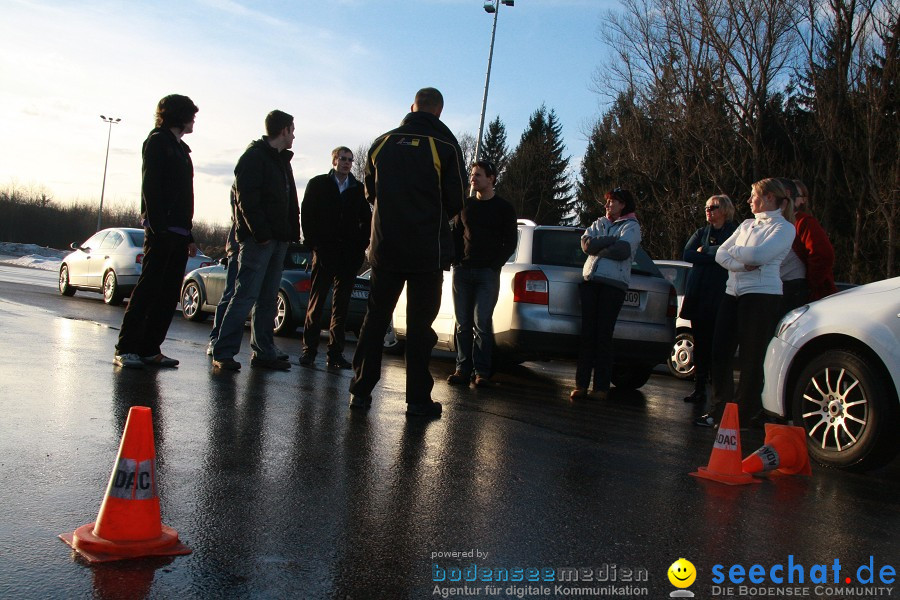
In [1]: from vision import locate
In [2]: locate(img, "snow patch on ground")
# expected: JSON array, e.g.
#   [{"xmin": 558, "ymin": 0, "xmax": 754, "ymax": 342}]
[{"xmin": 0, "ymin": 243, "xmax": 66, "ymax": 272}]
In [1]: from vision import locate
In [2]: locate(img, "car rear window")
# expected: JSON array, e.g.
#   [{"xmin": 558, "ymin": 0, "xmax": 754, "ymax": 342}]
[
  {"xmin": 127, "ymin": 231, "xmax": 144, "ymax": 247},
  {"xmin": 285, "ymin": 249, "xmax": 312, "ymax": 270},
  {"xmin": 531, "ymin": 228, "xmax": 662, "ymax": 277}
]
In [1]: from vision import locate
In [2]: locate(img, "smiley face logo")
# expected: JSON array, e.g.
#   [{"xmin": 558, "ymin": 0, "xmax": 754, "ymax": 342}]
[{"xmin": 667, "ymin": 558, "xmax": 696, "ymax": 588}]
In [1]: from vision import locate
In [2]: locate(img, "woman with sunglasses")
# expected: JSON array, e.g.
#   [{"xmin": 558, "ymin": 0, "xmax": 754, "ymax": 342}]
[
  {"xmin": 679, "ymin": 195, "xmax": 737, "ymax": 405},
  {"xmin": 694, "ymin": 178, "xmax": 796, "ymax": 428},
  {"xmin": 572, "ymin": 188, "xmax": 642, "ymax": 400}
]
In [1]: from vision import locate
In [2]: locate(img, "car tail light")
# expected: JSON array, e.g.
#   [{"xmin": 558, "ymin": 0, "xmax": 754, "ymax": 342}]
[
  {"xmin": 513, "ymin": 270, "xmax": 549, "ymax": 305},
  {"xmin": 294, "ymin": 279, "xmax": 312, "ymax": 293},
  {"xmin": 667, "ymin": 284, "xmax": 677, "ymax": 318},
  {"xmin": 136, "ymin": 253, "xmax": 144, "ymax": 265}
]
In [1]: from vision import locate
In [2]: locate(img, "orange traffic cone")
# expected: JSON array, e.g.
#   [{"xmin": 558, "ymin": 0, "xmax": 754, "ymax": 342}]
[
  {"xmin": 742, "ymin": 423, "xmax": 812, "ymax": 476},
  {"xmin": 690, "ymin": 403, "xmax": 760, "ymax": 485},
  {"xmin": 60, "ymin": 406, "xmax": 191, "ymax": 563}
]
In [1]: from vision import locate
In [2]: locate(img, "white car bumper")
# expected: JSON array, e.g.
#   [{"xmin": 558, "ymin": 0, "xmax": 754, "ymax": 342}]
[{"xmin": 761, "ymin": 336, "xmax": 800, "ymax": 417}]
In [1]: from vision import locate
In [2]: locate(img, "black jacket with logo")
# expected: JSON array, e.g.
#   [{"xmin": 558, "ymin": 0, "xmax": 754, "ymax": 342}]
[
  {"xmin": 141, "ymin": 128, "xmax": 194, "ymax": 238},
  {"xmin": 301, "ymin": 170, "xmax": 371, "ymax": 271},
  {"xmin": 364, "ymin": 111, "xmax": 466, "ymax": 272},
  {"xmin": 232, "ymin": 138, "xmax": 300, "ymax": 244}
]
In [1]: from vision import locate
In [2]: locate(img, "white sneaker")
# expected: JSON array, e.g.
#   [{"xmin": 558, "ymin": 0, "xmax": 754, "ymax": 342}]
[
  {"xmin": 207, "ymin": 341, "xmax": 215, "ymax": 356},
  {"xmin": 114, "ymin": 353, "xmax": 144, "ymax": 368}
]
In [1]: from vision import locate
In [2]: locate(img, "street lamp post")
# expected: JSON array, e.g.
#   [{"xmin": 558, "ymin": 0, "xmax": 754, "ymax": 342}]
[
  {"xmin": 97, "ymin": 115, "xmax": 121, "ymax": 231},
  {"xmin": 474, "ymin": 0, "xmax": 514, "ymax": 162}
]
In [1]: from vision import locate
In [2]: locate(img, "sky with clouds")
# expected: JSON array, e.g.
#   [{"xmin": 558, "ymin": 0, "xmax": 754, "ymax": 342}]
[{"xmin": 1, "ymin": 0, "xmax": 620, "ymax": 226}]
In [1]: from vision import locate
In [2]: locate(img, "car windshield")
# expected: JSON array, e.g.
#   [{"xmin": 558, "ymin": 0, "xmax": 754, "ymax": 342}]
[
  {"xmin": 127, "ymin": 231, "xmax": 144, "ymax": 247},
  {"xmin": 657, "ymin": 265, "xmax": 688, "ymax": 295},
  {"xmin": 531, "ymin": 228, "xmax": 661, "ymax": 277}
]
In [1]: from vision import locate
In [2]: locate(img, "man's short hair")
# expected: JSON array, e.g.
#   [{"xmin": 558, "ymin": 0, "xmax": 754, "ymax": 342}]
[
  {"xmin": 265, "ymin": 110, "xmax": 294, "ymax": 137},
  {"xmin": 414, "ymin": 87, "xmax": 444, "ymax": 113},
  {"xmin": 155, "ymin": 94, "xmax": 199, "ymax": 131},
  {"xmin": 331, "ymin": 146, "xmax": 353, "ymax": 162}
]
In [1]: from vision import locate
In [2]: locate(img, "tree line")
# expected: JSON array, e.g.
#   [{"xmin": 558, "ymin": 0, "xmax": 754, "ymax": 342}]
[{"xmin": 477, "ymin": 0, "xmax": 895, "ymax": 284}]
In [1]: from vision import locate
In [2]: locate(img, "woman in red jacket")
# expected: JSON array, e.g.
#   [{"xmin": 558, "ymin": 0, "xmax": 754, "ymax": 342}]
[{"xmin": 792, "ymin": 180, "xmax": 838, "ymax": 303}]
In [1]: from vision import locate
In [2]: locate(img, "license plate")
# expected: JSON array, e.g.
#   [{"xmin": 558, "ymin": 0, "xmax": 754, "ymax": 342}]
[
  {"xmin": 351, "ymin": 289, "xmax": 369, "ymax": 300},
  {"xmin": 624, "ymin": 290, "xmax": 640, "ymax": 307}
]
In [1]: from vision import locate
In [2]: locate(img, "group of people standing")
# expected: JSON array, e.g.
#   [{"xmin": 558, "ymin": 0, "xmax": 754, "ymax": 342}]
[
  {"xmin": 113, "ymin": 88, "xmax": 517, "ymax": 420},
  {"xmin": 681, "ymin": 178, "xmax": 837, "ymax": 428}
]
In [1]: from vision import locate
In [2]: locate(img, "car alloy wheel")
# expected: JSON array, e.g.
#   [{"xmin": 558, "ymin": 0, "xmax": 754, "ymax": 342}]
[
  {"xmin": 273, "ymin": 290, "xmax": 292, "ymax": 336},
  {"xmin": 667, "ymin": 331, "xmax": 695, "ymax": 379},
  {"xmin": 181, "ymin": 281, "xmax": 207, "ymax": 322},
  {"xmin": 792, "ymin": 349, "xmax": 898, "ymax": 471},
  {"xmin": 103, "ymin": 270, "xmax": 123, "ymax": 305},
  {"xmin": 59, "ymin": 264, "xmax": 76, "ymax": 296}
]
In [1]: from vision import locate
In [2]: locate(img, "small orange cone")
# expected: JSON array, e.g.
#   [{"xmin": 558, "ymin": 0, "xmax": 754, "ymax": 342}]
[
  {"xmin": 690, "ymin": 403, "xmax": 760, "ymax": 485},
  {"xmin": 742, "ymin": 423, "xmax": 812, "ymax": 476},
  {"xmin": 60, "ymin": 406, "xmax": 191, "ymax": 563}
]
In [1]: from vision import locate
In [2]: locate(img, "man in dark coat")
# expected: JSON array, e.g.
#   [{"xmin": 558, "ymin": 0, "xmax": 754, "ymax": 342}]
[
  {"xmin": 114, "ymin": 94, "xmax": 199, "ymax": 369},
  {"xmin": 211, "ymin": 110, "xmax": 301, "ymax": 371},
  {"xmin": 299, "ymin": 146, "xmax": 371, "ymax": 369},
  {"xmin": 348, "ymin": 87, "xmax": 466, "ymax": 418}
]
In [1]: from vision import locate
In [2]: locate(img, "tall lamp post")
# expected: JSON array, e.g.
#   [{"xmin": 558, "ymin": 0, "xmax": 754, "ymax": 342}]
[
  {"xmin": 474, "ymin": 0, "xmax": 514, "ymax": 162},
  {"xmin": 97, "ymin": 115, "xmax": 121, "ymax": 231}
]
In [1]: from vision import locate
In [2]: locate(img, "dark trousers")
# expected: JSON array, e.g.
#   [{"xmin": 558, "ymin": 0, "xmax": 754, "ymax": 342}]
[
  {"xmin": 575, "ymin": 281, "xmax": 626, "ymax": 392},
  {"xmin": 709, "ymin": 293, "xmax": 782, "ymax": 423},
  {"xmin": 302, "ymin": 252, "xmax": 361, "ymax": 358},
  {"xmin": 690, "ymin": 308, "xmax": 718, "ymax": 396},
  {"xmin": 452, "ymin": 266, "xmax": 501, "ymax": 377},
  {"xmin": 116, "ymin": 230, "xmax": 189, "ymax": 357},
  {"xmin": 350, "ymin": 267, "xmax": 442, "ymax": 405},
  {"xmin": 780, "ymin": 278, "xmax": 809, "ymax": 318}
]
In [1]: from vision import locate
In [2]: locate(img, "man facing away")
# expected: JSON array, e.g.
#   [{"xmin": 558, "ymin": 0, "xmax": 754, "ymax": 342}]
[
  {"xmin": 348, "ymin": 87, "xmax": 466, "ymax": 417},
  {"xmin": 446, "ymin": 160, "xmax": 518, "ymax": 388},
  {"xmin": 114, "ymin": 94, "xmax": 199, "ymax": 369},
  {"xmin": 299, "ymin": 146, "xmax": 372, "ymax": 369},
  {"xmin": 212, "ymin": 110, "xmax": 300, "ymax": 371}
]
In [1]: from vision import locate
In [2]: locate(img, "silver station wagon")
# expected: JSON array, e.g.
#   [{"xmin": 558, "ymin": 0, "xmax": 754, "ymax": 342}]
[{"xmin": 391, "ymin": 220, "xmax": 677, "ymax": 389}]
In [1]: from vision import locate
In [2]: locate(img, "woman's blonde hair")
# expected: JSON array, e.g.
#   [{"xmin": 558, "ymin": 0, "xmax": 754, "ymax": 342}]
[
  {"xmin": 707, "ymin": 194, "xmax": 735, "ymax": 222},
  {"xmin": 752, "ymin": 178, "xmax": 794, "ymax": 223}
]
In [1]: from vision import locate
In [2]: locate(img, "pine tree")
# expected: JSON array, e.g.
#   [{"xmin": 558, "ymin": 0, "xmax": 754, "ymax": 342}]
[
  {"xmin": 502, "ymin": 105, "xmax": 572, "ymax": 224},
  {"xmin": 479, "ymin": 116, "xmax": 509, "ymax": 185}
]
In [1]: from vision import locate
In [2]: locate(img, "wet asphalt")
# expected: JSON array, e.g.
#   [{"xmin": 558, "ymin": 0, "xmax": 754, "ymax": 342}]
[{"xmin": 0, "ymin": 266, "xmax": 898, "ymax": 600}]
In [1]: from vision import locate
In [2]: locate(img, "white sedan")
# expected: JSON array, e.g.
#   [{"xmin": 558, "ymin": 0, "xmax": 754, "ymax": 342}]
[
  {"xmin": 762, "ymin": 277, "xmax": 900, "ymax": 471},
  {"xmin": 58, "ymin": 227, "xmax": 212, "ymax": 305}
]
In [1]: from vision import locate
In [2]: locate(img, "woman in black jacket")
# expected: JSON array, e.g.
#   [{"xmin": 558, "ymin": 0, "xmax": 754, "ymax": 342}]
[{"xmin": 679, "ymin": 195, "xmax": 737, "ymax": 404}]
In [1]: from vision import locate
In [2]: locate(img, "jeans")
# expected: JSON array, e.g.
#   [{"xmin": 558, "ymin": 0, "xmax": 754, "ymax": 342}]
[
  {"xmin": 452, "ymin": 266, "xmax": 501, "ymax": 377},
  {"xmin": 213, "ymin": 239, "xmax": 288, "ymax": 361},
  {"xmin": 708, "ymin": 293, "xmax": 782, "ymax": 423},
  {"xmin": 575, "ymin": 281, "xmax": 626, "ymax": 392},
  {"xmin": 209, "ymin": 254, "xmax": 239, "ymax": 343},
  {"xmin": 350, "ymin": 268, "xmax": 442, "ymax": 405},
  {"xmin": 116, "ymin": 229, "xmax": 189, "ymax": 357}
]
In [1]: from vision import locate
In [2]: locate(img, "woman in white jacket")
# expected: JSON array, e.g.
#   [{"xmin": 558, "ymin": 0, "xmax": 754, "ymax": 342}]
[
  {"xmin": 573, "ymin": 188, "xmax": 642, "ymax": 400},
  {"xmin": 694, "ymin": 178, "xmax": 796, "ymax": 427}
]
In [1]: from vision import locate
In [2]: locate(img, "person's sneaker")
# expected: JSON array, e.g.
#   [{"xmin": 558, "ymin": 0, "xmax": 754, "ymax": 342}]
[
  {"xmin": 140, "ymin": 354, "xmax": 179, "ymax": 368},
  {"xmin": 473, "ymin": 375, "xmax": 492, "ymax": 388},
  {"xmin": 298, "ymin": 352, "xmax": 316, "ymax": 366},
  {"xmin": 591, "ymin": 389, "xmax": 608, "ymax": 400},
  {"xmin": 693, "ymin": 413, "xmax": 716, "ymax": 427},
  {"xmin": 569, "ymin": 387, "xmax": 588, "ymax": 400},
  {"xmin": 683, "ymin": 390, "xmax": 706, "ymax": 403},
  {"xmin": 406, "ymin": 400, "xmax": 442, "ymax": 418},
  {"xmin": 213, "ymin": 357, "xmax": 241, "ymax": 371},
  {"xmin": 113, "ymin": 353, "xmax": 144, "ymax": 369},
  {"xmin": 349, "ymin": 394, "xmax": 372, "ymax": 410},
  {"xmin": 250, "ymin": 356, "xmax": 291, "ymax": 370},
  {"xmin": 206, "ymin": 341, "xmax": 215, "ymax": 356},
  {"xmin": 275, "ymin": 347, "xmax": 289, "ymax": 361},
  {"xmin": 446, "ymin": 371, "xmax": 471, "ymax": 386},
  {"xmin": 326, "ymin": 355, "xmax": 352, "ymax": 369}
]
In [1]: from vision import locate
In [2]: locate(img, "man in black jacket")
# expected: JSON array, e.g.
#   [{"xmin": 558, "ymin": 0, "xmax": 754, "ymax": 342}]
[
  {"xmin": 212, "ymin": 110, "xmax": 301, "ymax": 371},
  {"xmin": 348, "ymin": 87, "xmax": 466, "ymax": 417},
  {"xmin": 114, "ymin": 94, "xmax": 199, "ymax": 369},
  {"xmin": 299, "ymin": 146, "xmax": 371, "ymax": 369}
]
